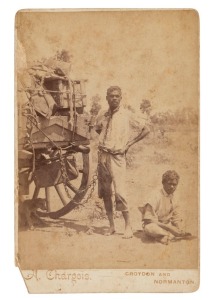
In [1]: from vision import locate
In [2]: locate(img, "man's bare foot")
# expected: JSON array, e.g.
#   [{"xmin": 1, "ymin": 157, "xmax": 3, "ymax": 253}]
[
  {"xmin": 104, "ymin": 227, "xmax": 116, "ymax": 236},
  {"xmin": 123, "ymin": 226, "xmax": 133, "ymax": 239}
]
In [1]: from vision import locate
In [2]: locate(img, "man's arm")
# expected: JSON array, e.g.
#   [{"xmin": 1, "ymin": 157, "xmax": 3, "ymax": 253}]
[{"xmin": 123, "ymin": 126, "xmax": 150, "ymax": 154}]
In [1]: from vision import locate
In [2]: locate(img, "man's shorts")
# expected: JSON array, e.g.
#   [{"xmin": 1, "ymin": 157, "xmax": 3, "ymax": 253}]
[{"xmin": 97, "ymin": 150, "xmax": 128, "ymax": 211}]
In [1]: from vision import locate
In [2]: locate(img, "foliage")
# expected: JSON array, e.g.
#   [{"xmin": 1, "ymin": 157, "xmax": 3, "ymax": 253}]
[
  {"xmin": 90, "ymin": 94, "xmax": 102, "ymax": 115},
  {"xmin": 151, "ymin": 107, "xmax": 198, "ymax": 126},
  {"xmin": 140, "ymin": 99, "xmax": 151, "ymax": 112},
  {"xmin": 124, "ymin": 104, "xmax": 136, "ymax": 113},
  {"xmin": 56, "ymin": 49, "xmax": 72, "ymax": 62}
]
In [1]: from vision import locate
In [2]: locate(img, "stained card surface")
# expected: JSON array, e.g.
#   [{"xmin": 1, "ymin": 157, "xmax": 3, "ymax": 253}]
[{"xmin": 15, "ymin": 9, "xmax": 199, "ymax": 293}]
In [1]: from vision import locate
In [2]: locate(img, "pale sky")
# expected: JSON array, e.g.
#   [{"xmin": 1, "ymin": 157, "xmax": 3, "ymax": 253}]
[{"xmin": 16, "ymin": 10, "xmax": 199, "ymax": 112}]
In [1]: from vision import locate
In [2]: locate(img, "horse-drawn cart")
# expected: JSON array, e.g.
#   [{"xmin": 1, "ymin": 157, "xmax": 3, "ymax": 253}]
[{"xmin": 18, "ymin": 59, "xmax": 94, "ymax": 219}]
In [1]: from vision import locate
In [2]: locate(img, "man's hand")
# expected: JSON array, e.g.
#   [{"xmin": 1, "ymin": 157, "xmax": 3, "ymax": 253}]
[
  {"xmin": 123, "ymin": 144, "xmax": 130, "ymax": 155},
  {"xmin": 119, "ymin": 127, "xmax": 150, "ymax": 155},
  {"xmin": 116, "ymin": 144, "xmax": 130, "ymax": 155}
]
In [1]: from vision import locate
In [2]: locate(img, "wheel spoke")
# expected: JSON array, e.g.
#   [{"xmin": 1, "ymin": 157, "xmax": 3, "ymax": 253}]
[
  {"xmin": 32, "ymin": 186, "xmax": 40, "ymax": 200},
  {"xmin": 45, "ymin": 187, "xmax": 51, "ymax": 212},
  {"xmin": 66, "ymin": 181, "xmax": 81, "ymax": 194},
  {"xmin": 36, "ymin": 152, "xmax": 92, "ymax": 218},
  {"xmin": 54, "ymin": 185, "xmax": 68, "ymax": 206}
]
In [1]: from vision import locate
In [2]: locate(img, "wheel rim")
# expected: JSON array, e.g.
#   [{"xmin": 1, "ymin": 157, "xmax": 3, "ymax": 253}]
[{"xmin": 37, "ymin": 151, "xmax": 92, "ymax": 219}]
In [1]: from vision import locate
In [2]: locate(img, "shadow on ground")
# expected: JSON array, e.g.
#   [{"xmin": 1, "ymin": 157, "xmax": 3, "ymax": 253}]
[{"xmin": 19, "ymin": 216, "xmax": 110, "ymax": 236}]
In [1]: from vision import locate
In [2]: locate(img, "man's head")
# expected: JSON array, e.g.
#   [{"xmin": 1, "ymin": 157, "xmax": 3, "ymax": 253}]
[
  {"xmin": 106, "ymin": 86, "xmax": 122, "ymax": 111},
  {"xmin": 162, "ymin": 170, "xmax": 180, "ymax": 195}
]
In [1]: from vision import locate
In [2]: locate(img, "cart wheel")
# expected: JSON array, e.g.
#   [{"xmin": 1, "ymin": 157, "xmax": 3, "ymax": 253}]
[{"xmin": 36, "ymin": 151, "xmax": 92, "ymax": 219}]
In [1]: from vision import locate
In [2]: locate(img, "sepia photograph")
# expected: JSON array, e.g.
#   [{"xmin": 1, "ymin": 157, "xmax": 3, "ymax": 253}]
[{"xmin": 15, "ymin": 9, "xmax": 199, "ymax": 293}]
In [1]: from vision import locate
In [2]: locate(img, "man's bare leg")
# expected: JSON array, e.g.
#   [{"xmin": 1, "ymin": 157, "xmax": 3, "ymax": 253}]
[
  {"xmin": 103, "ymin": 196, "xmax": 116, "ymax": 235},
  {"xmin": 105, "ymin": 211, "xmax": 116, "ymax": 235},
  {"xmin": 122, "ymin": 211, "xmax": 133, "ymax": 239}
]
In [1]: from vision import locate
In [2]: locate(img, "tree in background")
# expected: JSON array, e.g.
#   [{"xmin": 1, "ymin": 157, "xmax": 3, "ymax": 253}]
[
  {"xmin": 56, "ymin": 49, "xmax": 73, "ymax": 62},
  {"xmin": 88, "ymin": 94, "xmax": 102, "ymax": 136},
  {"xmin": 90, "ymin": 94, "xmax": 102, "ymax": 116},
  {"xmin": 151, "ymin": 107, "xmax": 198, "ymax": 126},
  {"xmin": 140, "ymin": 99, "xmax": 152, "ymax": 114},
  {"xmin": 124, "ymin": 104, "xmax": 135, "ymax": 113}
]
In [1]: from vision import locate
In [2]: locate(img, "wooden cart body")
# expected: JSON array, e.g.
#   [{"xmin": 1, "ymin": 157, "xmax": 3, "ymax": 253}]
[{"xmin": 18, "ymin": 60, "xmax": 93, "ymax": 218}]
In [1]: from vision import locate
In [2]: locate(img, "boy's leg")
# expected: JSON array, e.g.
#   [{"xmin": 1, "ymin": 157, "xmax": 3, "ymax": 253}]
[{"xmin": 144, "ymin": 223, "xmax": 174, "ymax": 244}]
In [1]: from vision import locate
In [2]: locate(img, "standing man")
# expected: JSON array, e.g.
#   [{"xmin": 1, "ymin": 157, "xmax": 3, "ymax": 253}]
[{"xmin": 95, "ymin": 86, "xmax": 150, "ymax": 238}]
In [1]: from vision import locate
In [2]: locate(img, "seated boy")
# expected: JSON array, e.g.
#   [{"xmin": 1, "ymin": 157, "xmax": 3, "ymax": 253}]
[{"xmin": 139, "ymin": 170, "xmax": 191, "ymax": 245}]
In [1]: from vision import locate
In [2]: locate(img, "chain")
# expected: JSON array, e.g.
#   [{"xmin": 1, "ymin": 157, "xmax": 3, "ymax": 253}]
[
  {"xmin": 71, "ymin": 114, "xmax": 112, "ymax": 209},
  {"xmin": 74, "ymin": 113, "xmax": 112, "ymax": 207},
  {"xmin": 77, "ymin": 171, "xmax": 98, "ymax": 206},
  {"xmin": 22, "ymin": 96, "xmax": 100, "ymax": 209},
  {"xmin": 24, "ymin": 106, "xmax": 99, "ymax": 207},
  {"xmin": 58, "ymin": 148, "xmax": 99, "ymax": 208},
  {"xmin": 58, "ymin": 148, "xmax": 75, "ymax": 202}
]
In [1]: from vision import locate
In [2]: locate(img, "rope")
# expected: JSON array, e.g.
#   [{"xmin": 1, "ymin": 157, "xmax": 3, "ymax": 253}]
[
  {"xmin": 24, "ymin": 108, "xmax": 98, "ymax": 208},
  {"xmin": 24, "ymin": 114, "xmax": 60, "ymax": 149}
]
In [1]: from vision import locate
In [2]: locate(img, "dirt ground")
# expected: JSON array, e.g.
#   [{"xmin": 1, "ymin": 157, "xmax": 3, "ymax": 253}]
[{"xmin": 17, "ymin": 125, "xmax": 199, "ymax": 270}]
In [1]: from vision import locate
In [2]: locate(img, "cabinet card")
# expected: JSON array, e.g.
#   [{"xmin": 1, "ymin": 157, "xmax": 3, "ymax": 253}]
[{"xmin": 15, "ymin": 9, "xmax": 199, "ymax": 293}]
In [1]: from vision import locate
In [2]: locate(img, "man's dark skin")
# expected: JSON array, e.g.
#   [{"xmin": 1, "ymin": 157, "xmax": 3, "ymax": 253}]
[{"xmin": 96, "ymin": 88, "xmax": 150, "ymax": 238}]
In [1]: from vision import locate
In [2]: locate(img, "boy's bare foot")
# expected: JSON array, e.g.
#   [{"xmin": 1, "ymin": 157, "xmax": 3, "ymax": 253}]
[
  {"xmin": 158, "ymin": 235, "xmax": 169, "ymax": 245},
  {"xmin": 123, "ymin": 226, "xmax": 133, "ymax": 239}
]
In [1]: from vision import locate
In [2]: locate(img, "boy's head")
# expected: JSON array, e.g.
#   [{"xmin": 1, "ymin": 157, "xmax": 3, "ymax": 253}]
[{"xmin": 162, "ymin": 170, "xmax": 180, "ymax": 195}]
